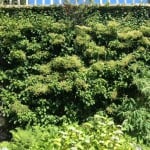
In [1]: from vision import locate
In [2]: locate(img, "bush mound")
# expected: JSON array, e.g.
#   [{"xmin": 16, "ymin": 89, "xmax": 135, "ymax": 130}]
[{"xmin": 0, "ymin": 113, "xmax": 135, "ymax": 150}]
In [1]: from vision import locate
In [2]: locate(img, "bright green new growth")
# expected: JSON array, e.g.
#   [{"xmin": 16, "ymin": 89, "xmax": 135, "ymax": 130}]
[{"xmin": 0, "ymin": 114, "xmax": 135, "ymax": 150}]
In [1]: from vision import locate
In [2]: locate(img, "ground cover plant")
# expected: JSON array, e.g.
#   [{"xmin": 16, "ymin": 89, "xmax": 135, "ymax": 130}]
[
  {"xmin": 0, "ymin": 113, "xmax": 136, "ymax": 150},
  {"xmin": 0, "ymin": 6, "xmax": 150, "ymax": 149}
]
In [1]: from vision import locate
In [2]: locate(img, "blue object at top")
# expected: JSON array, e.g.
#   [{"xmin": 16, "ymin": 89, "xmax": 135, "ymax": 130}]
[{"xmin": 28, "ymin": 0, "xmax": 148, "ymax": 5}]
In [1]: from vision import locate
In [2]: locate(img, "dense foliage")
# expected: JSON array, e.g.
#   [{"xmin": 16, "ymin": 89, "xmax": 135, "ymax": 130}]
[
  {"xmin": 0, "ymin": 113, "xmax": 136, "ymax": 150},
  {"xmin": 0, "ymin": 6, "xmax": 150, "ymax": 149}
]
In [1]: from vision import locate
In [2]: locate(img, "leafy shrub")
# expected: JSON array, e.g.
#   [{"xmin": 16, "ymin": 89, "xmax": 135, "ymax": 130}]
[
  {"xmin": 0, "ymin": 114, "xmax": 135, "ymax": 150},
  {"xmin": 8, "ymin": 50, "xmax": 26, "ymax": 64},
  {"xmin": 0, "ymin": 6, "xmax": 149, "ymax": 146},
  {"xmin": 50, "ymin": 55, "xmax": 83, "ymax": 71}
]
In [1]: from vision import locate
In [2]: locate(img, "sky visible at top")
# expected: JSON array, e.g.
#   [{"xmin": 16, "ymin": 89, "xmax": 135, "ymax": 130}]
[{"xmin": 29, "ymin": 0, "xmax": 148, "ymax": 5}]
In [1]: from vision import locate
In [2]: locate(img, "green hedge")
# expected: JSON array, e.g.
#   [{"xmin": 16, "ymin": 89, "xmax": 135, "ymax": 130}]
[
  {"xmin": 0, "ymin": 6, "xmax": 150, "ymax": 145},
  {"xmin": 0, "ymin": 6, "xmax": 149, "ymax": 21}
]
